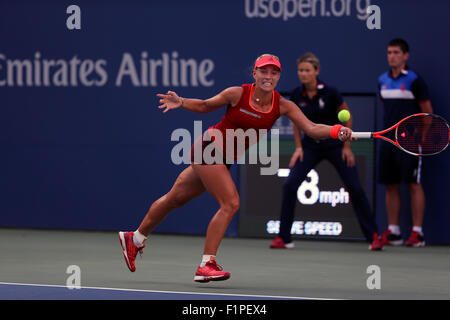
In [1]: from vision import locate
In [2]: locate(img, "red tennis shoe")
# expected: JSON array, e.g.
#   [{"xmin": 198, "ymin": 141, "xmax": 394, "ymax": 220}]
[
  {"xmin": 369, "ymin": 233, "xmax": 384, "ymax": 251},
  {"xmin": 270, "ymin": 237, "xmax": 295, "ymax": 249},
  {"xmin": 404, "ymin": 231, "xmax": 425, "ymax": 247},
  {"xmin": 118, "ymin": 231, "xmax": 145, "ymax": 272},
  {"xmin": 194, "ymin": 260, "xmax": 230, "ymax": 283}
]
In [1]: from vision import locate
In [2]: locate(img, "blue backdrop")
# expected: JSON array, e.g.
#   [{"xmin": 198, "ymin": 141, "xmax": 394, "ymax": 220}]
[{"xmin": 1, "ymin": 0, "xmax": 449, "ymax": 243}]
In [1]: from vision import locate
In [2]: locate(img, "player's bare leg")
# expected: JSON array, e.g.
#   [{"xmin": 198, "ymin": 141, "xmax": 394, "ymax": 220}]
[
  {"xmin": 191, "ymin": 163, "xmax": 237, "ymax": 282},
  {"xmin": 137, "ymin": 165, "xmax": 206, "ymax": 236},
  {"xmin": 191, "ymin": 163, "xmax": 239, "ymax": 256},
  {"xmin": 119, "ymin": 165, "xmax": 206, "ymax": 272}
]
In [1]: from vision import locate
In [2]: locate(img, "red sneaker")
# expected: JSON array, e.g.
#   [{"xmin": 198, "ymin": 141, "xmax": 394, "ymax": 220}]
[
  {"xmin": 194, "ymin": 260, "xmax": 230, "ymax": 283},
  {"xmin": 118, "ymin": 231, "xmax": 145, "ymax": 272},
  {"xmin": 369, "ymin": 233, "xmax": 384, "ymax": 251},
  {"xmin": 270, "ymin": 237, "xmax": 295, "ymax": 249},
  {"xmin": 404, "ymin": 231, "xmax": 425, "ymax": 247}
]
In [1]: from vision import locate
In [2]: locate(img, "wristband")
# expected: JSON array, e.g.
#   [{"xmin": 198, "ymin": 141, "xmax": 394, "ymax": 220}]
[{"xmin": 330, "ymin": 124, "xmax": 343, "ymax": 139}]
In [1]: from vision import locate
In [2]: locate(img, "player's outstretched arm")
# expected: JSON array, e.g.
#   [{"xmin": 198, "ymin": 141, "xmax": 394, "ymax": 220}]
[
  {"xmin": 280, "ymin": 97, "xmax": 352, "ymax": 142},
  {"xmin": 157, "ymin": 87, "xmax": 242, "ymax": 114}
]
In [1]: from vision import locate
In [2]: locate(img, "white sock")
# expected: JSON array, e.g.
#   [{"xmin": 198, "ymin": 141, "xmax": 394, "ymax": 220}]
[
  {"xmin": 133, "ymin": 230, "xmax": 147, "ymax": 247},
  {"xmin": 200, "ymin": 255, "xmax": 215, "ymax": 267},
  {"xmin": 412, "ymin": 226, "xmax": 423, "ymax": 235},
  {"xmin": 388, "ymin": 225, "xmax": 401, "ymax": 235}
]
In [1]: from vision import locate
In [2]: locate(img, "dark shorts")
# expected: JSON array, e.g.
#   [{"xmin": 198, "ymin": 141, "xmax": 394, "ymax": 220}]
[
  {"xmin": 378, "ymin": 144, "xmax": 422, "ymax": 184},
  {"xmin": 190, "ymin": 135, "xmax": 232, "ymax": 169}
]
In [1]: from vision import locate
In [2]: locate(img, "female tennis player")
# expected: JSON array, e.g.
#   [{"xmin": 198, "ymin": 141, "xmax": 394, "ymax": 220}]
[{"xmin": 119, "ymin": 54, "xmax": 352, "ymax": 282}]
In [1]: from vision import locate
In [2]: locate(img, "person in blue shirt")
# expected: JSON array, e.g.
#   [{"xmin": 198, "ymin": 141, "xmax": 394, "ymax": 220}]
[
  {"xmin": 378, "ymin": 38, "xmax": 433, "ymax": 247},
  {"xmin": 270, "ymin": 53, "xmax": 383, "ymax": 251}
]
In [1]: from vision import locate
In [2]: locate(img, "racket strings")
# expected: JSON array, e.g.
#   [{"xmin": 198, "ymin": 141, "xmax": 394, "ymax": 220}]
[{"xmin": 396, "ymin": 115, "xmax": 449, "ymax": 155}]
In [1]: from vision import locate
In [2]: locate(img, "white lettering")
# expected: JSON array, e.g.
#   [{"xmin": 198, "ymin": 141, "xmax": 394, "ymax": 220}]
[
  {"xmin": 171, "ymin": 51, "xmax": 179, "ymax": 86},
  {"xmin": 299, "ymin": 0, "xmax": 311, "ymax": 17},
  {"xmin": 270, "ymin": 0, "xmax": 283, "ymax": 18},
  {"xmin": 170, "ymin": 128, "xmax": 192, "ymax": 165},
  {"xmin": 182, "ymin": 304, "xmax": 216, "ymax": 317},
  {"xmin": 79, "ymin": 60, "xmax": 95, "ymax": 86},
  {"xmin": 69, "ymin": 56, "xmax": 81, "ymax": 86},
  {"xmin": 366, "ymin": 265, "xmax": 381, "ymax": 289},
  {"xmin": 295, "ymin": 169, "xmax": 349, "ymax": 206},
  {"xmin": 7, "ymin": 59, "xmax": 33, "ymax": 86},
  {"xmin": 366, "ymin": 4, "xmax": 381, "ymax": 29},
  {"xmin": 266, "ymin": 220, "xmax": 342, "ymax": 236},
  {"xmin": 297, "ymin": 169, "xmax": 320, "ymax": 204},
  {"xmin": 198, "ymin": 59, "xmax": 214, "ymax": 87},
  {"xmin": 66, "ymin": 265, "xmax": 81, "ymax": 289},
  {"xmin": 162, "ymin": 53, "xmax": 170, "ymax": 87},
  {"xmin": 180, "ymin": 58, "xmax": 198, "ymax": 87},
  {"xmin": 0, "ymin": 51, "xmax": 214, "ymax": 88},
  {"xmin": 331, "ymin": 0, "xmax": 346, "ymax": 17},
  {"xmin": 34, "ymin": 52, "xmax": 41, "ymax": 86},
  {"xmin": 95, "ymin": 60, "xmax": 108, "ymax": 86},
  {"xmin": 312, "ymin": 0, "xmax": 326, "ymax": 16},
  {"xmin": 53, "ymin": 60, "xmax": 68, "ymax": 86},
  {"xmin": 244, "ymin": 0, "xmax": 372, "ymax": 21},
  {"xmin": 115, "ymin": 53, "xmax": 140, "ymax": 86},
  {"xmin": 203, "ymin": 128, "xmax": 224, "ymax": 165},
  {"xmin": 305, "ymin": 221, "xmax": 343, "ymax": 235},
  {"xmin": 259, "ymin": 129, "xmax": 279, "ymax": 176},
  {"xmin": 260, "ymin": 0, "xmax": 270, "ymax": 18},
  {"xmin": 245, "ymin": 0, "xmax": 259, "ymax": 18},
  {"xmin": 66, "ymin": 5, "xmax": 81, "ymax": 30},
  {"xmin": 170, "ymin": 121, "xmax": 279, "ymax": 174},
  {"xmin": 356, "ymin": 0, "xmax": 371, "ymax": 20},
  {"xmin": 283, "ymin": 0, "xmax": 297, "ymax": 21}
]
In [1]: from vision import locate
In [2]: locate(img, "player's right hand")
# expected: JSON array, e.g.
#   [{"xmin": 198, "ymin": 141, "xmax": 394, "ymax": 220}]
[
  {"xmin": 338, "ymin": 127, "xmax": 352, "ymax": 142},
  {"xmin": 157, "ymin": 91, "xmax": 183, "ymax": 113}
]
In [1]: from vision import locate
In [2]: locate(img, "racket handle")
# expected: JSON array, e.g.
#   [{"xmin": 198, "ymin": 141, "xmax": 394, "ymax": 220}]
[{"xmin": 352, "ymin": 132, "xmax": 373, "ymax": 139}]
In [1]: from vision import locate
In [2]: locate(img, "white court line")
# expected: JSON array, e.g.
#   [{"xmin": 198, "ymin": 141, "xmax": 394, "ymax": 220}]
[{"xmin": 0, "ymin": 281, "xmax": 339, "ymax": 300}]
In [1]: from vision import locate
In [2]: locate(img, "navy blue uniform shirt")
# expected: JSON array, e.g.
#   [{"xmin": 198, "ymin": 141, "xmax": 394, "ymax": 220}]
[
  {"xmin": 378, "ymin": 67, "xmax": 430, "ymax": 128},
  {"xmin": 283, "ymin": 80, "xmax": 344, "ymax": 149}
]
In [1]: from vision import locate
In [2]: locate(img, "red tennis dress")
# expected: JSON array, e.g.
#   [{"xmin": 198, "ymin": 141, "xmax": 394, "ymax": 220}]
[{"xmin": 190, "ymin": 84, "xmax": 281, "ymax": 165}]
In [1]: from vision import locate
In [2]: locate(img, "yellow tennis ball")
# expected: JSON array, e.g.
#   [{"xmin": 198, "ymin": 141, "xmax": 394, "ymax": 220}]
[{"xmin": 338, "ymin": 110, "xmax": 351, "ymax": 122}]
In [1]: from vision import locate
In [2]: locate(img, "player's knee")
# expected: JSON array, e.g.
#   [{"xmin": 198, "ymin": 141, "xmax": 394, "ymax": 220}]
[{"xmin": 221, "ymin": 196, "xmax": 240, "ymax": 215}]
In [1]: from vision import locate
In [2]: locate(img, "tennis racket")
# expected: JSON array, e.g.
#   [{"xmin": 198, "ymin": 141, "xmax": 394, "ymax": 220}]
[{"xmin": 352, "ymin": 113, "xmax": 450, "ymax": 156}]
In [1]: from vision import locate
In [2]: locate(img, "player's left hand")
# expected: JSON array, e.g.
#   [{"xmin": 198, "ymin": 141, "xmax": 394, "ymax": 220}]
[{"xmin": 338, "ymin": 127, "xmax": 352, "ymax": 142}]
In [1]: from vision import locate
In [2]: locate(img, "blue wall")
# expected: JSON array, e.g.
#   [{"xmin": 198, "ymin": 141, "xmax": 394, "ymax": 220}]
[{"xmin": 1, "ymin": 0, "xmax": 449, "ymax": 243}]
